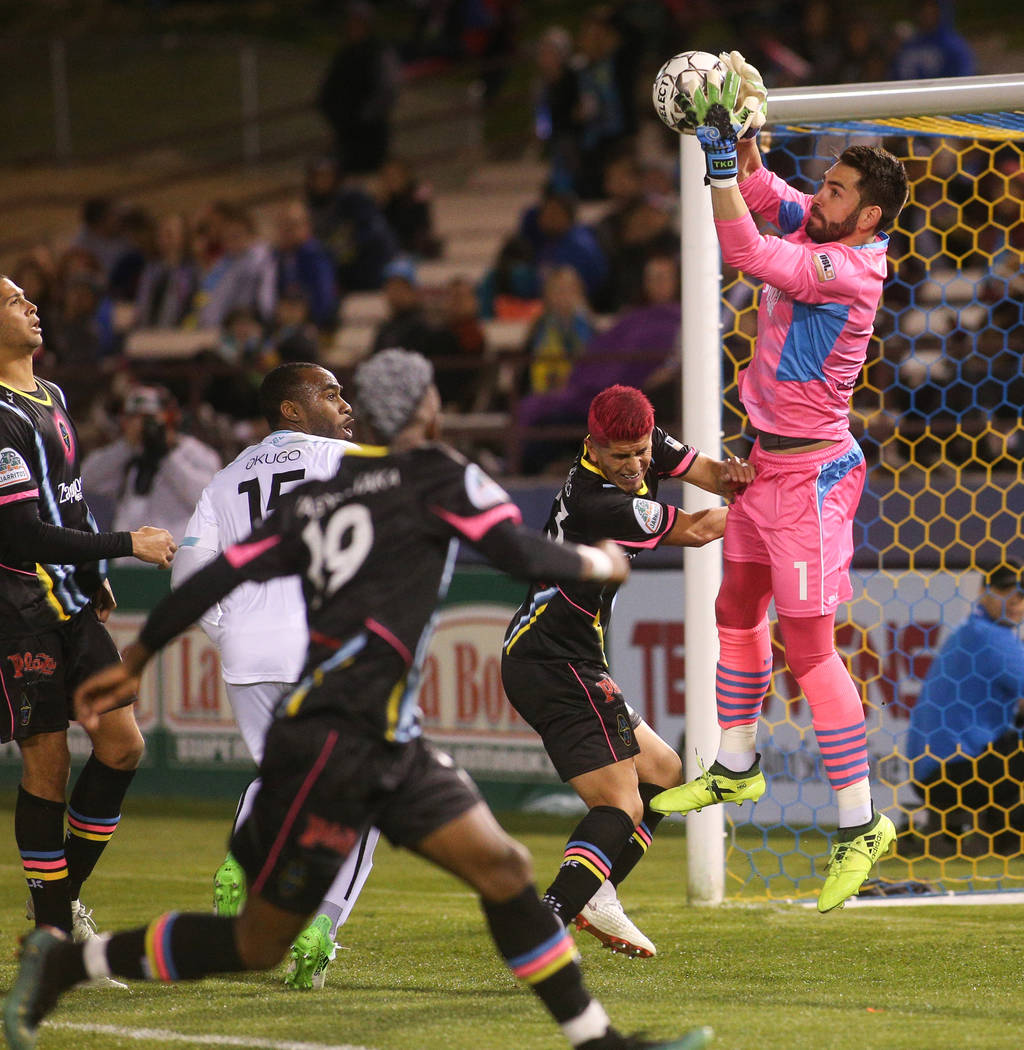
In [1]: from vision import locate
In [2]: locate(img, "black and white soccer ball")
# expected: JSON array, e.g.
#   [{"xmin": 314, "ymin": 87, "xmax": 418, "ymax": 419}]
[{"xmin": 651, "ymin": 50, "xmax": 728, "ymax": 135}]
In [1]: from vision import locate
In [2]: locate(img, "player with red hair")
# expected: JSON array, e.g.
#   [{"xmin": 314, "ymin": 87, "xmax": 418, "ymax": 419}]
[{"xmin": 502, "ymin": 385, "xmax": 752, "ymax": 957}]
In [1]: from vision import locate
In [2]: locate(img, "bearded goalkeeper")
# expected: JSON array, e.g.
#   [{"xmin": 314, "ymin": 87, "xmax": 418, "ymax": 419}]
[{"xmin": 651, "ymin": 55, "xmax": 909, "ymax": 912}]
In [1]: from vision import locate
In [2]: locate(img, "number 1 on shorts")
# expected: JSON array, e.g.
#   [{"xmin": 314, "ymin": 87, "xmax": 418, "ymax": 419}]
[{"xmin": 794, "ymin": 560, "xmax": 808, "ymax": 601}]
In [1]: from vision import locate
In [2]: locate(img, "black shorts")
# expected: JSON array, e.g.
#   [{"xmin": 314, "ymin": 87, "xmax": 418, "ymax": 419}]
[
  {"xmin": 231, "ymin": 714, "xmax": 483, "ymax": 914},
  {"xmin": 0, "ymin": 607, "xmax": 122, "ymax": 744},
  {"xmin": 501, "ymin": 654, "xmax": 642, "ymax": 782}
]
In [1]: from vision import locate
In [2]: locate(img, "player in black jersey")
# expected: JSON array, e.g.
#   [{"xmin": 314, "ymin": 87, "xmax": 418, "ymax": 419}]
[
  {"xmin": 4, "ymin": 351, "xmax": 713, "ymax": 1050},
  {"xmin": 0, "ymin": 276, "xmax": 177, "ymax": 946},
  {"xmin": 502, "ymin": 385, "xmax": 753, "ymax": 958}
]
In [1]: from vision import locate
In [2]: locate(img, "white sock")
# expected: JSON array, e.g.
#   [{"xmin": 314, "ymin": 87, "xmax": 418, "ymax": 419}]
[
  {"xmin": 82, "ymin": 934, "xmax": 113, "ymax": 980},
  {"xmin": 836, "ymin": 779, "xmax": 873, "ymax": 828},
  {"xmin": 716, "ymin": 725, "xmax": 757, "ymax": 771},
  {"xmin": 590, "ymin": 878, "xmax": 616, "ymax": 906},
  {"xmin": 561, "ymin": 1000, "xmax": 611, "ymax": 1047}
]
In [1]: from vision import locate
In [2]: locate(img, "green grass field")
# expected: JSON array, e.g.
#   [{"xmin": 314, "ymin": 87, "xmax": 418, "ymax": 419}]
[{"xmin": 0, "ymin": 796, "xmax": 1021, "ymax": 1050}]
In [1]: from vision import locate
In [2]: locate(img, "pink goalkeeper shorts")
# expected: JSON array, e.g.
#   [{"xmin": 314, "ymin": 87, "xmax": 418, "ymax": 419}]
[{"xmin": 723, "ymin": 434, "xmax": 866, "ymax": 618}]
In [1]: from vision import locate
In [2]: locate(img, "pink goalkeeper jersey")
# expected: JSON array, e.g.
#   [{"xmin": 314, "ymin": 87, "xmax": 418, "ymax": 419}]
[{"xmin": 717, "ymin": 166, "xmax": 890, "ymax": 440}]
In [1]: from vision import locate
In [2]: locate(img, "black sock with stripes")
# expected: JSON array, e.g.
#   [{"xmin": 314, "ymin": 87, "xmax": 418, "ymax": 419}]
[
  {"xmin": 15, "ymin": 786, "xmax": 72, "ymax": 933},
  {"xmin": 482, "ymin": 885, "xmax": 593, "ymax": 1025},
  {"xmin": 105, "ymin": 913, "xmax": 245, "ymax": 981},
  {"xmin": 607, "ymin": 783, "xmax": 666, "ymax": 888},
  {"xmin": 541, "ymin": 806, "xmax": 635, "ymax": 924},
  {"xmin": 64, "ymin": 753, "xmax": 136, "ymax": 901}
]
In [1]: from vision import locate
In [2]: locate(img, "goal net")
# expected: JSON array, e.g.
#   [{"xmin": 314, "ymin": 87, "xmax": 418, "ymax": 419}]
[{"xmin": 681, "ymin": 74, "xmax": 1024, "ymax": 902}]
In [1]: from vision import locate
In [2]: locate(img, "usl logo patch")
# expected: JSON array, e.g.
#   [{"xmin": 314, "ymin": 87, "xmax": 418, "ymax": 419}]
[
  {"xmin": 632, "ymin": 498, "xmax": 663, "ymax": 535},
  {"xmin": 813, "ymin": 252, "xmax": 837, "ymax": 281}
]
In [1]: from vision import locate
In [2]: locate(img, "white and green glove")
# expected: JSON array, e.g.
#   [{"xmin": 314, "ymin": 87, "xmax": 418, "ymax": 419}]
[{"xmin": 717, "ymin": 50, "xmax": 767, "ymax": 138}]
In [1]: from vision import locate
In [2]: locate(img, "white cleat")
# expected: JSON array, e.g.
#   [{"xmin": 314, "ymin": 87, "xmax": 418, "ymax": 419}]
[{"xmin": 573, "ymin": 882, "xmax": 656, "ymax": 958}]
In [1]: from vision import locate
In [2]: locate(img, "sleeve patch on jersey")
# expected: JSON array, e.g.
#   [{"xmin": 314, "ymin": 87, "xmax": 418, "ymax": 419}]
[
  {"xmin": 813, "ymin": 252, "xmax": 837, "ymax": 282},
  {"xmin": 632, "ymin": 498, "xmax": 664, "ymax": 535},
  {"xmin": 464, "ymin": 462, "xmax": 510, "ymax": 509},
  {"xmin": 663, "ymin": 434, "xmax": 683, "ymax": 451},
  {"xmin": 0, "ymin": 447, "xmax": 31, "ymax": 488}
]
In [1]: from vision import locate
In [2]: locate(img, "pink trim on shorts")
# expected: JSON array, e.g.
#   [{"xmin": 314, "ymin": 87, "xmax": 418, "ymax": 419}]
[
  {"xmin": 568, "ymin": 662, "xmax": 617, "ymax": 759},
  {"xmin": 251, "ymin": 729, "xmax": 339, "ymax": 896}
]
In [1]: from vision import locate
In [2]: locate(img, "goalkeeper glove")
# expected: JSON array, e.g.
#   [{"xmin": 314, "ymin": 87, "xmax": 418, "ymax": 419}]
[
  {"xmin": 685, "ymin": 64, "xmax": 742, "ymax": 129},
  {"xmin": 696, "ymin": 103, "xmax": 740, "ymax": 186},
  {"xmin": 718, "ymin": 50, "xmax": 768, "ymax": 138}
]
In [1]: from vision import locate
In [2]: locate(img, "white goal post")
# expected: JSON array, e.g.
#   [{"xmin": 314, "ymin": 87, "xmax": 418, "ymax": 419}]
[{"xmin": 679, "ymin": 73, "xmax": 1024, "ymax": 905}]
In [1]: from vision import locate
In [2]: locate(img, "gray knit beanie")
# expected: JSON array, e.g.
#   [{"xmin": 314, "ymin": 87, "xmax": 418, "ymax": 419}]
[{"xmin": 354, "ymin": 348, "xmax": 435, "ymax": 441}]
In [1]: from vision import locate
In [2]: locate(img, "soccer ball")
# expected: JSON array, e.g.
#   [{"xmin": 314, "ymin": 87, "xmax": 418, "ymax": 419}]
[{"xmin": 651, "ymin": 50, "xmax": 728, "ymax": 135}]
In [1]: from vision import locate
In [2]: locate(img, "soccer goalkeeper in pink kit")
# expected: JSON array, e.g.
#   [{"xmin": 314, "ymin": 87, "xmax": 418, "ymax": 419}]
[{"xmin": 651, "ymin": 53, "xmax": 909, "ymax": 912}]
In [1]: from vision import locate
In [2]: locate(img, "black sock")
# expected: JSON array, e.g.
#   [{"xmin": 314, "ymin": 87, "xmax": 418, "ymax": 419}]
[
  {"xmin": 607, "ymin": 784, "xmax": 666, "ymax": 888},
  {"xmin": 542, "ymin": 806, "xmax": 635, "ymax": 923},
  {"xmin": 106, "ymin": 913, "xmax": 245, "ymax": 981},
  {"xmin": 16, "ymin": 787, "xmax": 71, "ymax": 933},
  {"xmin": 64, "ymin": 754, "xmax": 136, "ymax": 900},
  {"xmin": 482, "ymin": 885, "xmax": 593, "ymax": 1025}
]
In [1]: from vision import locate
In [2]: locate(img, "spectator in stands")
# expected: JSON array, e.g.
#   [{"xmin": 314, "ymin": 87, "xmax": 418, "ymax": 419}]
[
  {"xmin": 601, "ymin": 196, "xmax": 679, "ymax": 312},
  {"xmin": 305, "ymin": 156, "xmax": 398, "ymax": 293},
  {"xmin": 45, "ymin": 273, "xmax": 117, "ymax": 368},
  {"xmin": 317, "ymin": 0, "xmax": 400, "ymax": 174},
  {"xmin": 273, "ymin": 199, "xmax": 339, "ymax": 332},
  {"xmin": 902, "ymin": 562, "xmax": 1024, "ymax": 857},
  {"xmin": 476, "ymin": 232, "xmax": 543, "ymax": 320},
  {"xmin": 194, "ymin": 202, "xmax": 277, "ymax": 329},
  {"xmin": 521, "ymin": 266, "xmax": 594, "ymax": 396},
  {"xmin": 134, "ymin": 212, "xmax": 199, "ymax": 329},
  {"xmin": 72, "ymin": 196, "xmax": 129, "ymax": 281},
  {"xmin": 573, "ymin": 6, "xmax": 633, "ymax": 200},
  {"xmin": 431, "ymin": 275, "xmax": 490, "ymax": 411},
  {"xmin": 82, "ymin": 385, "xmax": 221, "ymax": 543},
  {"xmin": 10, "ymin": 252, "xmax": 57, "ymax": 339},
  {"xmin": 108, "ymin": 205, "xmax": 157, "ymax": 305},
  {"xmin": 518, "ymin": 187, "xmax": 608, "ymax": 306},
  {"xmin": 890, "ymin": 0, "xmax": 975, "ymax": 81},
  {"xmin": 589, "ymin": 153, "xmax": 645, "ymax": 265},
  {"xmin": 514, "ymin": 254, "xmax": 681, "ymax": 473},
  {"xmin": 533, "ymin": 25, "xmax": 581, "ymax": 193},
  {"xmin": 377, "ymin": 158, "xmax": 442, "ymax": 259},
  {"xmin": 265, "ymin": 291, "xmax": 323, "ymax": 368},
  {"xmin": 202, "ymin": 307, "xmax": 269, "ymax": 425}
]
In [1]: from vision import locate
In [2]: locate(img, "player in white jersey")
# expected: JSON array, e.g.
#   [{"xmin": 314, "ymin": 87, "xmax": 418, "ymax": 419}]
[{"xmin": 172, "ymin": 361, "xmax": 380, "ymax": 990}]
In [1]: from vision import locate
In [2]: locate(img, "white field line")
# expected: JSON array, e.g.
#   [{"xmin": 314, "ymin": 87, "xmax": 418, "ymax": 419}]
[{"xmin": 48, "ymin": 1022, "xmax": 375, "ymax": 1050}]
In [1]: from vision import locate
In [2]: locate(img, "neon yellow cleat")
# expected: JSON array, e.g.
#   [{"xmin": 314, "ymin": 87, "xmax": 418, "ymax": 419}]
[
  {"xmin": 650, "ymin": 757, "xmax": 765, "ymax": 815},
  {"xmin": 284, "ymin": 914, "xmax": 338, "ymax": 991},
  {"xmin": 818, "ymin": 813, "xmax": 896, "ymax": 913},
  {"xmin": 213, "ymin": 854, "xmax": 247, "ymax": 917}
]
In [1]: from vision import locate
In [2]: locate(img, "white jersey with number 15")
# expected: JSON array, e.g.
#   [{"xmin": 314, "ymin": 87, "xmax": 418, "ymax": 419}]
[{"xmin": 171, "ymin": 430, "xmax": 356, "ymax": 684}]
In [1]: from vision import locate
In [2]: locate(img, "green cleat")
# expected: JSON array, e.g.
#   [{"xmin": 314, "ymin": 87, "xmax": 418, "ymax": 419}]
[
  {"xmin": 581, "ymin": 1025, "xmax": 713, "ymax": 1050},
  {"xmin": 650, "ymin": 756, "xmax": 765, "ymax": 815},
  {"xmin": 3, "ymin": 927, "xmax": 69, "ymax": 1050},
  {"xmin": 284, "ymin": 914, "xmax": 338, "ymax": 991},
  {"xmin": 213, "ymin": 854, "xmax": 246, "ymax": 917},
  {"xmin": 818, "ymin": 813, "xmax": 896, "ymax": 913}
]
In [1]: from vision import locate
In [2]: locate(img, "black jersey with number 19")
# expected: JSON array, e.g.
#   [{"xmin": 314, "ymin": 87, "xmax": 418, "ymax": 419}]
[
  {"xmin": 139, "ymin": 443, "xmax": 598, "ymax": 744},
  {"xmin": 0, "ymin": 378, "xmax": 105, "ymax": 630},
  {"xmin": 503, "ymin": 427, "xmax": 698, "ymax": 667}
]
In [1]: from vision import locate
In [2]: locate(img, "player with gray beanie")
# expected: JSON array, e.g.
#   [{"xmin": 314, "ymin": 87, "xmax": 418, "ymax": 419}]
[{"xmin": 354, "ymin": 348, "xmax": 435, "ymax": 442}]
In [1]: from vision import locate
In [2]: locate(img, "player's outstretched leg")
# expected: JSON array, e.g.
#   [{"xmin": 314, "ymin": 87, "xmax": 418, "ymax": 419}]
[
  {"xmin": 3, "ymin": 927, "xmax": 70, "ymax": 1050},
  {"xmin": 575, "ymin": 879, "xmax": 656, "ymax": 958},
  {"xmin": 818, "ymin": 812, "xmax": 896, "ymax": 912},
  {"xmin": 650, "ymin": 754, "xmax": 765, "ymax": 815}
]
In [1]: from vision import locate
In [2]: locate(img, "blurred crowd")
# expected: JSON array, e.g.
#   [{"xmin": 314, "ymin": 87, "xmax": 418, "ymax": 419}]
[{"xmin": 11, "ymin": 0, "xmax": 1007, "ymax": 510}]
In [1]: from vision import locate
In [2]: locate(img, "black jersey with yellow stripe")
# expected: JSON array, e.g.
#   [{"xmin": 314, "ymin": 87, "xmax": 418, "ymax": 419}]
[
  {"xmin": 503, "ymin": 428, "xmax": 697, "ymax": 665},
  {"xmin": 0, "ymin": 378, "xmax": 102, "ymax": 630}
]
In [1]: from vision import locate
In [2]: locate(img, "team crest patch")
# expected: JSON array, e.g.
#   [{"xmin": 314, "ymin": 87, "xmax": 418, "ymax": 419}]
[
  {"xmin": 0, "ymin": 447, "xmax": 30, "ymax": 488},
  {"xmin": 464, "ymin": 462, "xmax": 510, "ymax": 509},
  {"xmin": 813, "ymin": 252, "xmax": 837, "ymax": 281},
  {"xmin": 632, "ymin": 498, "xmax": 663, "ymax": 535},
  {"xmin": 53, "ymin": 411, "xmax": 75, "ymax": 462}
]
